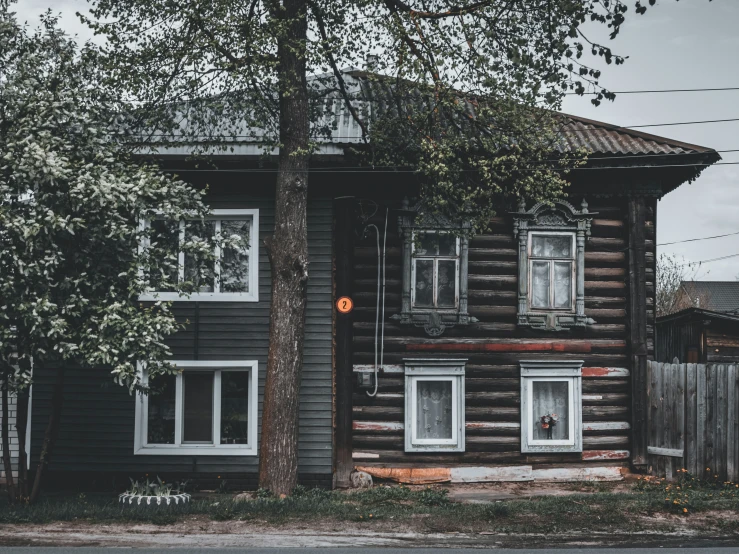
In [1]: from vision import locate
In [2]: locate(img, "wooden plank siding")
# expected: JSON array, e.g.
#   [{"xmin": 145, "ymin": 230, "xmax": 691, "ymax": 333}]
[
  {"xmin": 0, "ymin": 393, "xmax": 19, "ymax": 484},
  {"xmin": 350, "ymin": 196, "xmax": 650, "ymax": 468},
  {"xmin": 30, "ymin": 190, "xmax": 334, "ymax": 487}
]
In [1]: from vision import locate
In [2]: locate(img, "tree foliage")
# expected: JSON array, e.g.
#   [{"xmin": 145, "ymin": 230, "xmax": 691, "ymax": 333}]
[
  {"xmin": 0, "ymin": 3, "xmax": 236, "ymax": 501},
  {"xmin": 81, "ymin": 0, "xmax": 682, "ymax": 230},
  {"xmin": 656, "ymin": 254, "xmax": 709, "ymax": 317}
]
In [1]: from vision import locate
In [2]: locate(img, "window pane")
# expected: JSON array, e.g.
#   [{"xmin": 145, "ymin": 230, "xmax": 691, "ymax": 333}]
[
  {"xmin": 414, "ymin": 259, "xmax": 434, "ymax": 307},
  {"xmin": 184, "ymin": 220, "xmax": 215, "ymax": 292},
  {"xmin": 437, "ymin": 235, "xmax": 457, "ymax": 257},
  {"xmin": 554, "ymin": 262, "xmax": 572, "ymax": 308},
  {"xmin": 220, "ymin": 371, "xmax": 250, "ymax": 445},
  {"xmin": 436, "ymin": 260, "xmax": 456, "ymax": 308},
  {"xmin": 416, "ymin": 380, "xmax": 453, "ymax": 440},
  {"xmin": 532, "ymin": 235, "xmax": 572, "ymax": 258},
  {"xmin": 416, "ymin": 232, "xmax": 438, "ymax": 256},
  {"xmin": 183, "ymin": 373, "xmax": 214, "ymax": 443},
  {"xmin": 531, "ymin": 261, "xmax": 550, "ymax": 309},
  {"xmin": 149, "ymin": 220, "xmax": 179, "ymax": 292},
  {"xmin": 532, "ymin": 380, "xmax": 570, "ymax": 441},
  {"xmin": 220, "ymin": 219, "xmax": 251, "ymax": 293},
  {"xmin": 147, "ymin": 374, "xmax": 176, "ymax": 445}
]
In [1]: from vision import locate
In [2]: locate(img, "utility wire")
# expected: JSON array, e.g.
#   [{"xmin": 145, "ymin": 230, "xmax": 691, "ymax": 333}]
[
  {"xmin": 568, "ymin": 87, "xmax": 739, "ymax": 95},
  {"xmin": 622, "ymin": 118, "xmax": 739, "ymax": 129},
  {"xmin": 682, "ymin": 252, "xmax": 739, "ymax": 266},
  {"xmin": 658, "ymin": 230, "xmax": 739, "ymax": 247}
]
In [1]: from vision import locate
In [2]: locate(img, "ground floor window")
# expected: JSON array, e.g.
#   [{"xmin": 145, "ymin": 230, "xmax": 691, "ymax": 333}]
[
  {"xmin": 134, "ymin": 360, "xmax": 258, "ymax": 456},
  {"xmin": 404, "ymin": 359, "xmax": 466, "ymax": 452},
  {"xmin": 520, "ymin": 361, "xmax": 582, "ymax": 453}
]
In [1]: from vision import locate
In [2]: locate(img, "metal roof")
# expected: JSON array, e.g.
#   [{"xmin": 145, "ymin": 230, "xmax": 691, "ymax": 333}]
[
  {"xmin": 680, "ymin": 281, "xmax": 739, "ymax": 314},
  {"xmin": 556, "ymin": 113, "xmax": 716, "ymax": 156}
]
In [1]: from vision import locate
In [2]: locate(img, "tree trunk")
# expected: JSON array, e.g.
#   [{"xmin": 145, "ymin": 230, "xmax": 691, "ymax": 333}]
[
  {"xmin": 259, "ymin": 0, "xmax": 310, "ymax": 496},
  {"xmin": 29, "ymin": 365, "xmax": 66, "ymax": 503},
  {"xmin": 1, "ymin": 378, "xmax": 17, "ymax": 503}
]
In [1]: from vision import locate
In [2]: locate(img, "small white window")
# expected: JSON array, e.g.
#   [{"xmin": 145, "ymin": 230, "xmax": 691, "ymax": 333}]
[
  {"xmin": 520, "ymin": 361, "xmax": 582, "ymax": 453},
  {"xmin": 411, "ymin": 231, "xmax": 460, "ymax": 310},
  {"xmin": 528, "ymin": 232, "xmax": 575, "ymax": 312},
  {"xmin": 134, "ymin": 360, "xmax": 258, "ymax": 456},
  {"xmin": 139, "ymin": 209, "xmax": 259, "ymax": 302},
  {"xmin": 404, "ymin": 359, "xmax": 465, "ymax": 452}
]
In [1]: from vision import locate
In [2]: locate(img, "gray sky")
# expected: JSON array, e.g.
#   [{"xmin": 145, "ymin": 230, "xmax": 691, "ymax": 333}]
[{"xmin": 13, "ymin": 0, "xmax": 739, "ymax": 280}]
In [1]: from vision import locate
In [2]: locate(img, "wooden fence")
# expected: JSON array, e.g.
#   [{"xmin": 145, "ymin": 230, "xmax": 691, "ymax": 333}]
[{"xmin": 647, "ymin": 360, "xmax": 739, "ymax": 482}]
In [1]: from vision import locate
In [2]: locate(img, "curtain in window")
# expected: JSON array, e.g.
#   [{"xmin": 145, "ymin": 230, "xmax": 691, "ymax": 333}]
[
  {"xmin": 532, "ymin": 381, "xmax": 570, "ymax": 440},
  {"xmin": 415, "ymin": 380, "xmax": 453, "ymax": 440}
]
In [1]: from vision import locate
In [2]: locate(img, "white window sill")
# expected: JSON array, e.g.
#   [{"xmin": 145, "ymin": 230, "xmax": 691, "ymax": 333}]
[
  {"xmin": 138, "ymin": 292, "xmax": 258, "ymax": 303},
  {"xmin": 134, "ymin": 445, "xmax": 257, "ymax": 456}
]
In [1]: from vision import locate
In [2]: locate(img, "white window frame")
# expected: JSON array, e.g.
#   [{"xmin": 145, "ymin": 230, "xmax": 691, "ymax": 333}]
[
  {"xmin": 404, "ymin": 359, "xmax": 465, "ymax": 452},
  {"xmin": 134, "ymin": 360, "xmax": 258, "ymax": 456},
  {"xmin": 410, "ymin": 231, "xmax": 460, "ymax": 311},
  {"xmin": 138, "ymin": 209, "xmax": 259, "ymax": 302},
  {"xmin": 520, "ymin": 361, "xmax": 582, "ymax": 453},
  {"xmin": 527, "ymin": 231, "xmax": 576, "ymax": 313}
]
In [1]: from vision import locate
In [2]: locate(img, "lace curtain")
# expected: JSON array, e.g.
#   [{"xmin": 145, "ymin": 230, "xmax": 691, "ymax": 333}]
[
  {"xmin": 415, "ymin": 380, "xmax": 453, "ymax": 440},
  {"xmin": 532, "ymin": 380, "xmax": 570, "ymax": 440}
]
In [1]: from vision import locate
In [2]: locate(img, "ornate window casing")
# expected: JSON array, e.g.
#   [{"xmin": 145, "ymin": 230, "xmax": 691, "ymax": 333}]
[
  {"xmin": 393, "ymin": 200, "xmax": 476, "ymax": 337},
  {"xmin": 512, "ymin": 200, "xmax": 594, "ymax": 330},
  {"xmin": 520, "ymin": 360, "xmax": 583, "ymax": 453},
  {"xmin": 404, "ymin": 359, "xmax": 466, "ymax": 453}
]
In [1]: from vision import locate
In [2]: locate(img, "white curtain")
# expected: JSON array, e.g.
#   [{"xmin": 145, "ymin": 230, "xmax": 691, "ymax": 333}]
[
  {"xmin": 532, "ymin": 381, "xmax": 570, "ymax": 440},
  {"xmin": 416, "ymin": 381, "xmax": 453, "ymax": 440}
]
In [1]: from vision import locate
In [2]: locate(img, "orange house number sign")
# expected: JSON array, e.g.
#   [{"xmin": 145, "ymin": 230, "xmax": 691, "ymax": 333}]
[{"xmin": 336, "ymin": 296, "xmax": 353, "ymax": 314}]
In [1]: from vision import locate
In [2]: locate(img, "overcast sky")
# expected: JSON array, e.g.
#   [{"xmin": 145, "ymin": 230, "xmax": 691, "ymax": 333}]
[{"xmin": 13, "ymin": 0, "xmax": 739, "ymax": 280}]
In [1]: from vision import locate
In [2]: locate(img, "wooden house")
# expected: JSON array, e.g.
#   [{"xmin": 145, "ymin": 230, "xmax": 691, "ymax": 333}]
[
  {"xmin": 23, "ymin": 78, "xmax": 720, "ymax": 489},
  {"xmin": 657, "ymin": 281, "xmax": 739, "ymax": 364}
]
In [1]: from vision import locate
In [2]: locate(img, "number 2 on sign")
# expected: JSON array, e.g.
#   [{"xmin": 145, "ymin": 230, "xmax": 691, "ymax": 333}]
[{"xmin": 336, "ymin": 296, "xmax": 353, "ymax": 314}]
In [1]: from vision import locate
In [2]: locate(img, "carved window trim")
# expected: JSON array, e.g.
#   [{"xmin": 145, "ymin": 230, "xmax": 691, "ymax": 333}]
[
  {"xmin": 512, "ymin": 200, "xmax": 595, "ymax": 331},
  {"xmin": 393, "ymin": 202, "xmax": 476, "ymax": 337}
]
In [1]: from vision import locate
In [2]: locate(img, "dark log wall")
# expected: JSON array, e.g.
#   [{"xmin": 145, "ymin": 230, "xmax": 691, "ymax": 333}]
[
  {"xmin": 350, "ymin": 195, "xmax": 655, "ymax": 468},
  {"xmin": 705, "ymin": 327, "xmax": 739, "ymax": 363}
]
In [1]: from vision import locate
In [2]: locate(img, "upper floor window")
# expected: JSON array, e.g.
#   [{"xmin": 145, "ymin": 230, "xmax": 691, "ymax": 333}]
[
  {"xmin": 512, "ymin": 200, "xmax": 593, "ymax": 331},
  {"xmin": 139, "ymin": 209, "xmax": 259, "ymax": 302},
  {"xmin": 412, "ymin": 232, "xmax": 459, "ymax": 310},
  {"xmin": 393, "ymin": 200, "xmax": 476, "ymax": 337},
  {"xmin": 529, "ymin": 232, "xmax": 575, "ymax": 312}
]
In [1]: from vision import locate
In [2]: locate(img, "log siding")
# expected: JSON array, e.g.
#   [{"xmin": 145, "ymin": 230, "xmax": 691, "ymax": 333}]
[{"xmin": 350, "ymin": 196, "xmax": 652, "ymax": 469}]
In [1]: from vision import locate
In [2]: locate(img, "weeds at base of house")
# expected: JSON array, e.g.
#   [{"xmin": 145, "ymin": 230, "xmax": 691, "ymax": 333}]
[{"xmin": 0, "ymin": 475, "xmax": 737, "ymax": 535}]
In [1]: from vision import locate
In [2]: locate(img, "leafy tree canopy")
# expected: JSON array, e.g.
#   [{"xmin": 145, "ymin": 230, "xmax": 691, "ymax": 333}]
[
  {"xmin": 83, "ymin": 0, "xmax": 675, "ymax": 232},
  {"xmin": 0, "ymin": 3, "xmax": 230, "ymax": 391}
]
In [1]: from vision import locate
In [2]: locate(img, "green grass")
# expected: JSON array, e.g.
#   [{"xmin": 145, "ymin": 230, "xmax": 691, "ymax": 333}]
[{"xmin": 0, "ymin": 477, "xmax": 737, "ymax": 534}]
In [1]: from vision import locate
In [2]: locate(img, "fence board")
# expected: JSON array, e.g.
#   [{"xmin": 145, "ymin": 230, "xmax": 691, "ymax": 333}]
[
  {"xmin": 647, "ymin": 361, "xmax": 738, "ymax": 482},
  {"xmin": 728, "ymin": 365, "xmax": 737, "ymax": 481}
]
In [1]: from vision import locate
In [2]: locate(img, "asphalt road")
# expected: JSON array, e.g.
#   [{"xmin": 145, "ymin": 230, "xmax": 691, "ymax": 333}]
[{"xmin": 0, "ymin": 546, "xmax": 739, "ymax": 554}]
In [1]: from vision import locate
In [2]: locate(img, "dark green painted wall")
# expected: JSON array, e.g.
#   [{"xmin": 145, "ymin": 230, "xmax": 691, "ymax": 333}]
[{"xmin": 30, "ymin": 187, "xmax": 333, "ymax": 485}]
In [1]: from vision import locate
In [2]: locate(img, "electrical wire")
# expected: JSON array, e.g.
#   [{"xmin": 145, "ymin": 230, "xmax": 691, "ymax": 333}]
[
  {"xmin": 657, "ymin": 230, "xmax": 739, "ymax": 247},
  {"xmin": 366, "ymin": 223, "xmax": 380, "ymax": 398},
  {"xmin": 568, "ymin": 87, "xmax": 739, "ymax": 95}
]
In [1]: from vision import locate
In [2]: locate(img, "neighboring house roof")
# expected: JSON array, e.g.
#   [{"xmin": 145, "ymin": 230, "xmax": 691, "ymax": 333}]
[
  {"xmin": 680, "ymin": 281, "xmax": 739, "ymax": 314},
  {"xmin": 657, "ymin": 306, "xmax": 739, "ymax": 326}
]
